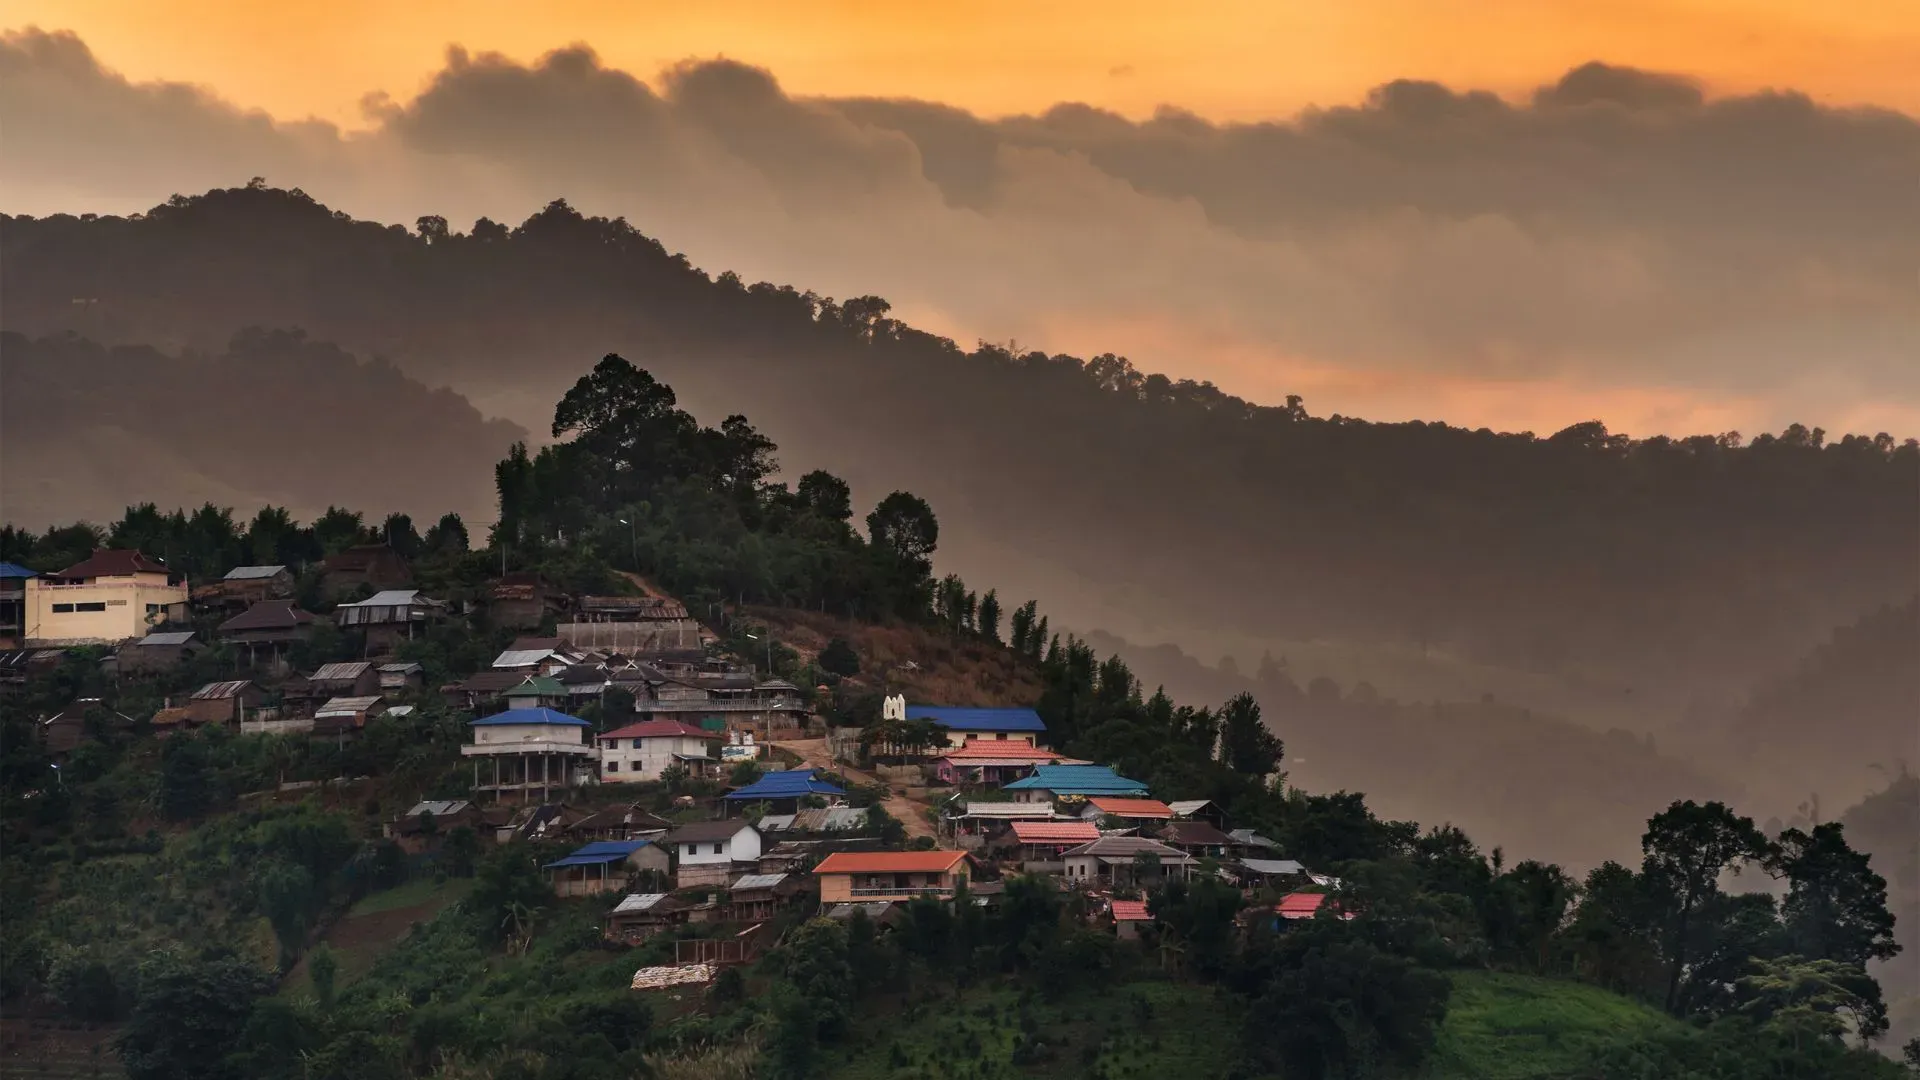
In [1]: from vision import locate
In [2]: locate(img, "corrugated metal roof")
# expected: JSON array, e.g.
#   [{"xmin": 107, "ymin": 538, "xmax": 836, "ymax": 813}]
[
  {"xmin": 137, "ymin": 631, "xmax": 197, "ymax": 646},
  {"xmin": 600, "ymin": 719, "xmax": 716, "ymax": 742},
  {"xmin": 311, "ymin": 661, "xmax": 374, "ymax": 682},
  {"xmin": 814, "ymin": 850, "xmax": 968, "ymax": 874},
  {"xmin": 546, "ymin": 839, "xmax": 651, "ymax": 868},
  {"xmin": 384, "ymin": 705, "xmax": 416, "ymax": 717},
  {"xmin": 470, "ymin": 707, "xmax": 591, "ymax": 727},
  {"xmin": 1003, "ymin": 765, "xmax": 1149, "ymax": 796},
  {"xmin": 940, "ymin": 742, "xmax": 1066, "ymax": 762},
  {"xmin": 191, "ymin": 680, "xmax": 253, "ymax": 700},
  {"xmin": 1167, "ymin": 800, "xmax": 1216, "ymax": 818},
  {"xmin": 725, "ymin": 768, "xmax": 846, "ymax": 801},
  {"xmin": 907, "ymin": 705, "xmax": 1046, "ymax": 732},
  {"xmin": 491, "ymin": 648, "xmax": 557, "ymax": 669},
  {"xmin": 345, "ymin": 588, "xmax": 424, "ymax": 607},
  {"xmin": 613, "ymin": 892, "xmax": 672, "ymax": 913},
  {"xmin": 315, "ymin": 696, "xmax": 382, "ymax": 717},
  {"xmin": 730, "ymin": 873, "xmax": 790, "ymax": 891},
  {"xmin": 1229, "ymin": 829, "xmax": 1280, "ymax": 850},
  {"xmin": 0, "ymin": 562, "xmax": 40, "ymax": 579},
  {"xmin": 1088, "ymin": 797, "xmax": 1173, "ymax": 818},
  {"xmin": 1012, "ymin": 821, "xmax": 1101, "ymax": 843},
  {"xmin": 1277, "ymin": 892, "xmax": 1333, "ymax": 920},
  {"xmin": 378, "ymin": 662, "xmax": 422, "ymax": 674},
  {"xmin": 1159, "ymin": 822, "xmax": 1236, "ymax": 847},
  {"xmin": 1058, "ymin": 836, "xmax": 1192, "ymax": 861},
  {"xmin": 788, "ymin": 806, "xmax": 870, "ymax": 832},
  {"xmin": 405, "ymin": 800, "xmax": 471, "ymax": 817},
  {"xmin": 756, "ymin": 814, "xmax": 796, "ymax": 832},
  {"xmin": 223, "ymin": 565, "xmax": 287, "ymax": 580},
  {"xmin": 1240, "ymin": 858, "xmax": 1307, "ymax": 877},
  {"xmin": 506, "ymin": 675, "xmax": 568, "ymax": 696}
]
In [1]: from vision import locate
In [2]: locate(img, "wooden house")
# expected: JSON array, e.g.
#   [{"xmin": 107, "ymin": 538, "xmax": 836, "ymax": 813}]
[
  {"xmin": 217, "ymin": 600, "xmax": 316, "ymax": 672},
  {"xmin": 320, "ymin": 545, "xmax": 412, "ymax": 599},
  {"xmin": 116, "ymin": 630, "xmax": 202, "ymax": 675},
  {"xmin": 335, "ymin": 590, "xmax": 448, "ymax": 653},
  {"xmin": 487, "ymin": 572, "xmax": 567, "ymax": 630},
  {"xmin": 545, "ymin": 840, "xmax": 671, "ymax": 898}
]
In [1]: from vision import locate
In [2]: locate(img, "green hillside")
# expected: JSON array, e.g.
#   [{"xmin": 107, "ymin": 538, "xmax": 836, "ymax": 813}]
[{"xmin": 1431, "ymin": 972, "xmax": 1680, "ymax": 1079}]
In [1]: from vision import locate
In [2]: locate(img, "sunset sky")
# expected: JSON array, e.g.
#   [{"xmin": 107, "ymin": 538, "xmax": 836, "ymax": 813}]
[
  {"xmin": 11, "ymin": 0, "xmax": 1920, "ymax": 125},
  {"xmin": 4, "ymin": 2, "xmax": 1917, "ymax": 440}
]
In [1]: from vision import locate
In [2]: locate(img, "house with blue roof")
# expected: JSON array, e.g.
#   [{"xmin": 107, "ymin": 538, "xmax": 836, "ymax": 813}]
[
  {"xmin": 906, "ymin": 704, "xmax": 1047, "ymax": 748},
  {"xmin": 462, "ymin": 707, "xmax": 598, "ymax": 802},
  {"xmin": 544, "ymin": 839, "xmax": 670, "ymax": 897},
  {"xmin": 1003, "ymin": 764, "xmax": 1150, "ymax": 804},
  {"xmin": 724, "ymin": 767, "xmax": 848, "ymax": 813}
]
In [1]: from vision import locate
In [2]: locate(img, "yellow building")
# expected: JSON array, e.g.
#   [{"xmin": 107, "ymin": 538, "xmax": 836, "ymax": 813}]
[{"xmin": 25, "ymin": 550, "xmax": 188, "ymax": 645}]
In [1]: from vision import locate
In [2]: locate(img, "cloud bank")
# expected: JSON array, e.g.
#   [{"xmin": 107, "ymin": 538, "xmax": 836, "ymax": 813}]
[{"xmin": 4, "ymin": 28, "xmax": 1917, "ymax": 437}]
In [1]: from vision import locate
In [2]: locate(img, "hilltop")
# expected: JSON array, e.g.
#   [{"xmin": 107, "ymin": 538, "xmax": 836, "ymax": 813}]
[{"xmin": 4, "ymin": 184, "xmax": 1915, "ymax": 708}]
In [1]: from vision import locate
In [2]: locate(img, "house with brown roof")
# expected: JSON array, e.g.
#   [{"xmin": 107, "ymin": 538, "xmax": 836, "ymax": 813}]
[
  {"xmin": 319, "ymin": 545, "xmax": 411, "ymax": 599},
  {"xmin": 25, "ymin": 549, "xmax": 188, "ymax": 645},
  {"xmin": 39, "ymin": 698, "xmax": 136, "ymax": 757},
  {"xmin": 184, "ymin": 680, "xmax": 266, "ymax": 726},
  {"xmin": 309, "ymin": 661, "xmax": 379, "ymax": 698},
  {"xmin": 1059, "ymin": 836, "xmax": 1195, "ymax": 888},
  {"xmin": 1157, "ymin": 820, "xmax": 1236, "ymax": 860},
  {"xmin": 606, "ymin": 892, "xmax": 691, "ymax": 944},
  {"xmin": 567, "ymin": 803, "xmax": 674, "ymax": 843},
  {"xmin": 217, "ymin": 600, "xmax": 316, "ymax": 672},
  {"xmin": 487, "ymin": 572, "xmax": 568, "ymax": 630},
  {"xmin": 812, "ymin": 850, "xmax": 974, "ymax": 904}
]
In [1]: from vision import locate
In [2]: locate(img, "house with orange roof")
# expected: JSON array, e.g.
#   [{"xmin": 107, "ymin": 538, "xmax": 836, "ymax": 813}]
[
  {"xmin": 1006, "ymin": 819, "xmax": 1101, "ymax": 869},
  {"xmin": 1080, "ymin": 797, "xmax": 1175, "ymax": 828},
  {"xmin": 1108, "ymin": 898, "xmax": 1153, "ymax": 940},
  {"xmin": 812, "ymin": 849, "xmax": 975, "ymax": 904},
  {"xmin": 932, "ymin": 740, "xmax": 1075, "ymax": 787}
]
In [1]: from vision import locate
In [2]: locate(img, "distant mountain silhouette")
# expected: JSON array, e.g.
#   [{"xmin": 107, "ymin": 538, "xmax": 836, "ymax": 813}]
[{"xmin": 4, "ymin": 184, "xmax": 1915, "ymax": 693}]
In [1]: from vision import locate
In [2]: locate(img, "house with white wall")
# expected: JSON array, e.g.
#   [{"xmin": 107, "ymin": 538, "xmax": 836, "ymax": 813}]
[
  {"xmin": 662, "ymin": 820, "xmax": 762, "ymax": 887},
  {"xmin": 596, "ymin": 719, "xmax": 720, "ymax": 782}
]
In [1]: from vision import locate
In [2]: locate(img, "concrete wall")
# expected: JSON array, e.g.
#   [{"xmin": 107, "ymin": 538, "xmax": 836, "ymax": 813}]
[{"xmin": 26, "ymin": 575, "xmax": 188, "ymax": 644}]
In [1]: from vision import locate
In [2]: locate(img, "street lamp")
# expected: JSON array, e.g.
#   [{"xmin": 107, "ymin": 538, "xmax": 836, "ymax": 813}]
[
  {"xmin": 616, "ymin": 517, "xmax": 637, "ymax": 568},
  {"xmin": 743, "ymin": 632, "xmax": 772, "ymax": 676},
  {"xmin": 48, "ymin": 763, "xmax": 62, "ymax": 788}
]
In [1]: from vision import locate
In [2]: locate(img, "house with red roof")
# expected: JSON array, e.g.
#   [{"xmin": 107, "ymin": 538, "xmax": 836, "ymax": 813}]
[
  {"xmin": 932, "ymin": 740, "xmax": 1075, "ymax": 787},
  {"xmin": 597, "ymin": 718, "xmax": 721, "ymax": 781},
  {"xmin": 24, "ymin": 549, "xmax": 188, "ymax": 645},
  {"xmin": 1007, "ymin": 819, "xmax": 1102, "ymax": 868},
  {"xmin": 813, "ymin": 849, "xmax": 975, "ymax": 905},
  {"xmin": 1108, "ymin": 898, "xmax": 1153, "ymax": 941}
]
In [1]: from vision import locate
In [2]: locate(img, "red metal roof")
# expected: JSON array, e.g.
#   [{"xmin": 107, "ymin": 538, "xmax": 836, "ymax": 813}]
[
  {"xmin": 1277, "ymin": 892, "xmax": 1350, "ymax": 920},
  {"xmin": 1087, "ymin": 797, "xmax": 1174, "ymax": 818},
  {"xmin": 813, "ymin": 850, "xmax": 969, "ymax": 875},
  {"xmin": 1011, "ymin": 820, "xmax": 1100, "ymax": 844},
  {"xmin": 53, "ymin": 549, "xmax": 171, "ymax": 579},
  {"xmin": 1109, "ymin": 899, "xmax": 1151, "ymax": 922},
  {"xmin": 600, "ymin": 719, "xmax": 720, "ymax": 742}
]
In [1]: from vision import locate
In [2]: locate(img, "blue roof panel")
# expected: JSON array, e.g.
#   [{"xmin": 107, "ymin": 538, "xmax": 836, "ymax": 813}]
[
  {"xmin": 906, "ymin": 705, "xmax": 1046, "ymax": 732},
  {"xmin": 470, "ymin": 707, "xmax": 591, "ymax": 727},
  {"xmin": 545, "ymin": 839, "xmax": 650, "ymax": 868},
  {"xmin": 0, "ymin": 562, "xmax": 38, "ymax": 579},
  {"xmin": 725, "ymin": 768, "xmax": 849, "ymax": 800},
  {"xmin": 1002, "ymin": 764, "xmax": 1148, "ymax": 796}
]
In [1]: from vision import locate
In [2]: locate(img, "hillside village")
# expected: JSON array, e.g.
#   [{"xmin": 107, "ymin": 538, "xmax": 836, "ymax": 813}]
[
  {"xmin": 5, "ymin": 542, "xmax": 1345, "ymax": 975},
  {"xmin": 1, "ymin": 351, "xmax": 1908, "ymax": 1080}
]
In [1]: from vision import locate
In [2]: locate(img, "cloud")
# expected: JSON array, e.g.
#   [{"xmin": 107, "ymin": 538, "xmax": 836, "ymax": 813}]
[{"xmin": 3, "ymin": 28, "xmax": 1917, "ymax": 437}]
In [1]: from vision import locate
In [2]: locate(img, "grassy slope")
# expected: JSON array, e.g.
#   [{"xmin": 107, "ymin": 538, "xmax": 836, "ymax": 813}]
[
  {"xmin": 749, "ymin": 606, "xmax": 1048, "ymax": 708},
  {"xmin": 1430, "ymin": 971, "xmax": 1680, "ymax": 1080},
  {"xmin": 822, "ymin": 978, "xmax": 1245, "ymax": 1080}
]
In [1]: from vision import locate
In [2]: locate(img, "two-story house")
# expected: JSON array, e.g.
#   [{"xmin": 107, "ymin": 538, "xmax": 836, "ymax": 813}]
[
  {"xmin": 25, "ymin": 550, "xmax": 188, "ymax": 645},
  {"xmin": 461, "ymin": 707, "xmax": 597, "ymax": 802},
  {"xmin": 813, "ymin": 850, "xmax": 974, "ymax": 905},
  {"xmin": 0, "ymin": 562, "xmax": 37, "ymax": 647},
  {"xmin": 596, "ymin": 719, "xmax": 720, "ymax": 782},
  {"xmin": 662, "ymin": 820, "xmax": 763, "ymax": 887},
  {"xmin": 335, "ymin": 589, "xmax": 448, "ymax": 653},
  {"xmin": 217, "ymin": 600, "xmax": 316, "ymax": 672}
]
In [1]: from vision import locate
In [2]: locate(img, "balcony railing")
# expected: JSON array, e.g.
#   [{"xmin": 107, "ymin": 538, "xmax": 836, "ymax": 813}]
[{"xmin": 850, "ymin": 885, "xmax": 955, "ymax": 898}]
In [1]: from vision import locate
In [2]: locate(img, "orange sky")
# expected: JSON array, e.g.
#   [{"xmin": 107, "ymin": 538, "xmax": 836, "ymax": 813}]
[{"xmin": 9, "ymin": 0, "xmax": 1920, "ymax": 124}]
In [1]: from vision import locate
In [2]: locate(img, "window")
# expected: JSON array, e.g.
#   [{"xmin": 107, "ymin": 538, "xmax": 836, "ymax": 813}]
[
  {"xmin": 51, "ymin": 603, "xmax": 75, "ymax": 614},
  {"xmin": 685, "ymin": 844, "xmax": 697, "ymax": 857},
  {"xmin": 146, "ymin": 604, "xmax": 161, "ymax": 614},
  {"xmin": 711, "ymin": 843, "xmax": 723, "ymax": 855},
  {"xmin": 995, "ymin": 732, "xmax": 1007, "ymax": 740},
  {"xmin": 75, "ymin": 602, "xmax": 106, "ymax": 612},
  {"xmin": 606, "ymin": 761, "xmax": 619, "ymax": 772},
  {"xmin": 632, "ymin": 739, "xmax": 643, "ymax": 750}
]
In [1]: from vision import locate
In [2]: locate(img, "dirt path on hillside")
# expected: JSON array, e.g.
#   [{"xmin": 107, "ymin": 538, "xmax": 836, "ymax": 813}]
[{"xmin": 775, "ymin": 738, "xmax": 938, "ymax": 842}]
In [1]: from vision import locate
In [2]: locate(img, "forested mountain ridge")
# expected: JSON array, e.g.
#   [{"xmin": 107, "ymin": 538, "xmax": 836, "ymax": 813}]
[{"xmin": 3, "ymin": 183, "xmax": 1916, "ymax": 697}]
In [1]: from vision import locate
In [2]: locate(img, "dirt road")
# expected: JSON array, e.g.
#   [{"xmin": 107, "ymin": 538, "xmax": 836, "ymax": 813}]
[{"xmin": 773, "ymin": 738, "xmax": 938, "ymax": 842}]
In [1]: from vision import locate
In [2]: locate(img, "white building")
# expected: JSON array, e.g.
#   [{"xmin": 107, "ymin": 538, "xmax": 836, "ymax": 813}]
[
  {"xmin": 595, "ymin": 719, "xmax": 720, "ymax": 782},
  {"xmin": 462, "ymin": 707, "xmax": 597, "ymax": 802},
  {"xmin": 663, "ymin": 820, "xmax": 763, "ymax": 887}
]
